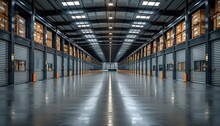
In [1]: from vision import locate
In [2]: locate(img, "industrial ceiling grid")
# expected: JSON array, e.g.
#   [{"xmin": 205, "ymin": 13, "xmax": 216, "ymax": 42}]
[{"xmin": 33, "ymin": 0, "xmax": 186, "ymax": 62}]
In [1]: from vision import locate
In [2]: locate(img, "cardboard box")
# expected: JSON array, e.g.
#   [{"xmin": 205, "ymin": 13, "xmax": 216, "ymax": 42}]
[
  {"xmin": 0, "ymin": 0, "xmax": 8, "ymax": 15},
  {"xmin": 34, "ymin": 21, "xmax": 43, "ymax": 33},
  {"xmin": 147, "ymin": 44, "xmax": 151, "ymax": 56},
  {"xmin": 166, "ymin": 30, "xmax": 172, "ymax": 40},
  {"xmin": 182, "ymin": 21, "xmax": 186, "ymax": 31},
  {"xmin": 0, "ymin": 13, "xmax": 8, "ymax": 31},
  {"xmin": 152, "ymin": 41, "xmax": 156, "ymax": 53},
  {"xmin": 35, "ymin": 32, "xmax": 43, "ymax": 44},
  {"xmin": 213, "ymin": 13, "xmax": 220, "ymax": 30},
  {"xmin": 47, "ymin": 30, "xmax": 52, "ymax": 39},
  {"xmin": 47, "ymin": 39, "xmax": 52, "ymax": 48},
  {"xmin": 176, "ymin": 33, "xmax": 182, "ymax": 44},
  {"xmin": 192, "ymin": 9, "xmax": 205, "ymax": 26},
  {"xmin": 56, "ymin": 36, "xmax": 61, "ymax": 51},
  {"xmin": 64, "ymin": 44, "xmax": 68, "ymax": 54},
  {"xmin": 166, "ymin": 39, "xmax": 173, "ymax": 48},
  {"xmin": 176, "ymin": 22, "xmax": 182, "ymax": 35},
  {"xmin": 69, "ymin": 46, "xmax": 73, "ymax": 56},
  {"xmin": 192, "ymin": 23, "xmax": 206, "ymax": 38},
  {"xmin": 182, "ymin": 31, "xmax": 186, "ymax": 42},
  {"xmin": 15, "ymin": 14, "xmax": 25, "ymax": 25},
  {"xmin": 15, "ymin": 23, "xmax": 26, "ymax": 38},
  {"xmin": 215, "ymin": 0, "xmax": 220, "ymax": 13}
]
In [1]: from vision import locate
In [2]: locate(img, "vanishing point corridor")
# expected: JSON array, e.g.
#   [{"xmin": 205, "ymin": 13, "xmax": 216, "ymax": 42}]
[{"xmin": 0, "ymin": 72, "xmax": 220, "ymax": 126}]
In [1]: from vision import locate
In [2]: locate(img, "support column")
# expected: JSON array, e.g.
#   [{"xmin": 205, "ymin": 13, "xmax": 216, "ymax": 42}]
[
  {"xmin": 54, "ymin": 29, "xmax": 58, "ymax": 78},
  {"xmin": 162, "ymin": 28, "xmax": 166, "ymax": 78},
  {"xmin": 150, "ymin": 43, "xmax": 153, "ymax": 76},
  {"xmin": 67, "ymin": 42, "xmax": 70, "ymax": 76},
  {"xmin": 8, "ymin": 0, "xmax": 15, "ymax": 85},
  {"xmin": 173, "ymin": 26, "xmax": 177, "ymax": 80},
  {"xmin": 185, "ymin": 0, "xmax": 191, "ymax": 82},
  {"xmin": 43, "ymin": 26, "xmax": 47, "ymax": 80},
  {"xmin": 205, "ymin": 0, "xmax": 211, "ymax": 85},
  {"xmin": 61, "ymin": 38, "xmax": 64, "ymax": 77},
  {"xmin": 156, "ymin": 38, "xmax": 159, "ymax": 77}
]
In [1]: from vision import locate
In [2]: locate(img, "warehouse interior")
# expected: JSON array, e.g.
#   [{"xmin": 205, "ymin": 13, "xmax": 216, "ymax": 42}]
[{"xmin": 1, "ymin": 0, "xmax": 220, "ymax": 125}]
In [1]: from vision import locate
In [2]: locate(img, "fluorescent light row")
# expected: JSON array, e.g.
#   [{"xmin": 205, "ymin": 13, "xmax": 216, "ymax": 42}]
[
  {"xmin": 126, "ymin": 35, "xmax": 137, "ymax": 38},
  {"xmin": 81, "ymin": 29, "xmax": 93, "ymax": 33},
  {"xmin": 62, "ymin": 1, "xmax": 80, "ymax": 6},
  {"xmin": 85, "ymin": 35, "xmax": 95, "ymax": 38},
  {"xmin": 72, "ymin": 15, "xmax": 86, "ymax": 19},
  {"xmin": 78, "ymin": 24, "xmax": 90, "ymax": 27},
  {"xmin": 124, "ymin": 39, "xmax": 134, "ymax": 42},
  {"xmin": 129, "ymin": 29, "xmax": 141, "ymax": 34},
  {"xmin": 142, "ymin": 1, "xmax": 160, "ymax": 6},
  {"xmin": 132, "ymin": 24, "xmax": 144, "ymax": 28},
  {"xmin": 136, "ymin": 15, "xmax": 150, "ymax": 19}
]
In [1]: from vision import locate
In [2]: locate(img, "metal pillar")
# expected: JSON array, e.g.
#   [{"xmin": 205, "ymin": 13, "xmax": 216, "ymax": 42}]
[
  {"xmin": 156, "ymin": 38, "xmax": 159, "ymax": 77},
  {"xmin": 43, "ymin": 26, "xmax": 47, "ymax": 79},
  {"xmin": 172, "ymin": 26, "xmax": 177, "ymax": 80},
  {"xmin": 61, "ymin": 38, "xmax": 64, "ymax": 77},
  {"xmin": 54, "ymin": 30, "xmax": 57, "ymax": 78}
]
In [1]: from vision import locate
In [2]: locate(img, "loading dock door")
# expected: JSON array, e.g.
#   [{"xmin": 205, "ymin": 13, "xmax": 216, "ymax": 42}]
[
  {"xmin": 191, "ymin": 44, "xmax": 205, "ymax": 83},
  {"xmin": 176, "ymin": 49, "xmax": 185, "ymax": 81},
  {"xmin": 211, "ymin": 40, "xmax": 220, "ymax": 86},
  {"xmin": 166, "ymin": 53, "xmax": 173, "ymax": 79},
  {"xmin": 14, "ymin": 44, "xmax": 29, "ymax": 84},
  {"xmin": 64, "ymin": 57, "xmax": 68, "ymax": 76},
  {"xmin": 152, "ymin": 58, "xmax": 156, "ymax": 76},
  {"xmin": 34, "ymin": 50, "xmax": 44, "ymax": 81},
  {"xmin": 47, "ymin": 53, "xmax": 54, "ymax": 79},
  {"xmin": 57, "ymin": 56, "xmax": 62, "ymax": 77},
  {"xmin": 0, "ymin": 40, "xmax": 8, "ymax": 86}
]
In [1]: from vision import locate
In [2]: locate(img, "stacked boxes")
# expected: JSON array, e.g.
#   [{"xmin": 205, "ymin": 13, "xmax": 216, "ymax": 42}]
[
  {"xmin": 175, "ymin": 21, "xmax": 186, "ymax": 44},
  {"xmin": 0, "ymin": 0, "xmax": 8, "ymax": 31},
  {"xmin": 213, "ymin": 0, "xmax": 220, "ymax": 30},
  {"xmin": 191, "ymin": 10, "xmax": 206, "ymax": 38},
  {"xmin": 147, "ymin": 44, "xmax": 151, "ymax": 56},
  {"xmin": 152, "ymin": 41, "xmax": 156, "ymax": 54},
  {"xmin": 47, "ymin": 30, "xmax": 52, "ymax": 48},
  {"xmin": 158, "ymin": 36, "xmax": 163, "ymax": 52},
  {"xmin": 166, "ymin": 30, "xmax": 173, "ymax": 48},
  {"xmin": 57, "ymin": 36, "xmax": 61, "ymax": 51},
  {"xmin": 34, "ymin": 21, "xmax": 43, "ymax": 44},
  {"xmin": 14, "ymin": 14, "xmax": 26, "ymax": 38},
  {"xmin": 69, "ymin": 46, "xmax": 73, "ymax": 56},
  {"xmin": 64, "ymin": 44, "xmax": 68, "ymax": 54},
  {"xmin": 73, "ymin": 46, "xmax": 76, "ymax": 57}
]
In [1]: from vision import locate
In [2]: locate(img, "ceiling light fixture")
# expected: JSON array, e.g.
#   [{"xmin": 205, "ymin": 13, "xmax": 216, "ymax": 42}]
[
  {"xmin": 142, "ymin": 1, "xmax": 160, "ymax": 6},
  {"xmin": 109, "ymin": 14, "xmax": 113, "ymax": 20},
  {"xmin": 109, "ymin": 32, "xmax": 112, "ymax": 35},
  {"xmin": 108, "ymin": 0, "xmax": 114, "ymax": 6},
  {"xmin": 78, "ymin": 24, "xmax": 90, "ymax": 27},
  {"xmin": 72, "ymin": 15, "xmax": 86, "ymax": 19},
  {"xmin": 132, "ymin": 25, "xmax": 144, "ymax": 28},
  {"xmin": 109, "ymin": 25, "xmax": 113, "ymax": 29},
  {"xmin": 136, "ymin": 15, "xmax": 150, "ymax": 19},
  {"xmin": 62, "ymin": 1, "xmax": 80, "ymax": 6}
]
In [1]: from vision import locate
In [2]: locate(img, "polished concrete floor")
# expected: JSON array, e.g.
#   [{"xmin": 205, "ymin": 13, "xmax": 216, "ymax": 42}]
[{"xmin": 0, "ymin": 72, "xmax": 220, "ymax": 126}]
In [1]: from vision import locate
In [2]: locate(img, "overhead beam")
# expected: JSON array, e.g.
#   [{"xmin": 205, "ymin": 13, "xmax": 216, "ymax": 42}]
[
  {"xmin": 38, "ymin": 7, "xmax": 182, "ymax": 17},
  {"xmin": 63, "ymin": 28, "xmax": 159, "ymax": 34},
  {"xmin": 54, "ymin": 19, "xmax": 165, "ymax": 26},
  {"xmin": 67, "ymin": 33, "xmax": 153, "ymax": 38},
  {"xmin": 74, "ymin": 38, "xmax": 147, "ymax": 42}
]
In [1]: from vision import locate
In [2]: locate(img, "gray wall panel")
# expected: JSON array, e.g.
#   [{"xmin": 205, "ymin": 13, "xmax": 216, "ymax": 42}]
[
  {"xmin": 64, "ymin": 58, "xmax": 68, "ymax": 76},
  {"xmin": 152, "ymin": 58, "xmax": 156, "ymax": 76},
  {"xmin": 57, "ymin": 56, "xmax": 62, "ymax": 77},
  {"xmin": 212, "ymin": 40, "xmax": 220, "ymax": 86},
  {"xmin": 166, "ymin": 53, "xmax": 173, "ymax": 79},
  {"xmin": 47, "ymin": 53, "xmax": 54, "ymax": 79}
]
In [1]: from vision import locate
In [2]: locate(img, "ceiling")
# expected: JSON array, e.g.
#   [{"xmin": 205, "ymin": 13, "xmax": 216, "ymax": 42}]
[{"xmin": 31, "ymin": 0, "xmax": 187, "ymax": 62}]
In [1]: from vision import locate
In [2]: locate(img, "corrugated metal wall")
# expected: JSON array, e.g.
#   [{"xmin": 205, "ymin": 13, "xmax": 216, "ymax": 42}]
[
  {"xmin": 166, "ymin": 53, "xmax": 173, "ymax": 79},
  {"xmin": 143, "ymin": 60, "xmax": 146, "ymax": 74},
  {"xmin": 57, "ymin": 56, "xmax": 62, "ymax": 77},
  {"xmin": 211, "ymin": 40, "xmax": 220, "ymax": 86},
  {"xmin": 0, "ymin": 40, "xmax": 8, "ymax": 86},
  {"xmin": 74, "ymin": 60, "xmax": 77, "ymax": 74},
  {"xmin": 152, "ymin": 58, "xmax": 156, "ymax": 76},
  {"xmin": 14, "ymin": 44, "xmax": 29, "ymax": 84},
  {"xmin": 64, "ymin": 58, "xmax": 68, "ymax": 76},
  {"xmin": 176, "ymin": 49, "xmax": 185, "ymax": 81},
  {"xmin": 191, "ymin": 44, "xmax": 205, "ymax": 83},
  {"xmin": 47, "ymin": 53, "xmax": 54, "ymax": 79},
  {"xmin": 34, "ymin": 50, "xmax": 44, "ymax": 81}
]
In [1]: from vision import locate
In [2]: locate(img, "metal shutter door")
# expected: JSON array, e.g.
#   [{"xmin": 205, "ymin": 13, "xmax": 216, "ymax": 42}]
[
  {"xmin": 69, "ymin": 58, "xmax": 73, "ymax": 75},
  {"xmin": 34, "ymin": 50, "xmax": 44, "ymax": 81},
  {"xmin": 74, "ymin": 59, "xmax": 77, "ymax": 75},
  {"xmin": 152, "ymin": 58, "xmax": 156, "ymax": 76},
  {"xmin": 176, "ymin": 49, "xmax": 185, "ymax": 81},
  {"xmin": 191, "ymin": 44, "xmax": 205, "ymax": 83},
  {"xmin": 0, "ymin": 40, "xmax": 8, "ymax": 86},
  {"xmin": 147, "ymin": 59, "xmax": 150, "ymax": 75},
  {"xmin": 158, "ymin": 56, "xmax": 163, "ymax": 77},
  {"xmin": 14, "ymin": 44, "xmax": 29, "ymax": 84},
  {"xmin": 57, "ymin": 56, "xmax": 62, "ymax": 77},
  {"xmin": 47, "ymin": 53, "xmax": 54, "ymax": 79},
  {"xmin": 143, "ymin": 60, "xmax": 146, "ymax": 74},
  {"xmin": 64, "ymin": 58, "xmax": 68, "ymax": 76},
  {"xmin": 211, "ymin": 40, "xmax": 220, "ymax": 86},
  {"xmin": 166, "ymin": 53, "xmax": 173, "ymax": 79}
]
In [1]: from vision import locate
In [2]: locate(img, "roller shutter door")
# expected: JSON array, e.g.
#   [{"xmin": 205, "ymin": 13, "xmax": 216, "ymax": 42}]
[
  {"xmin": 143, "ymin": 60, "xmax": 146, "ymax": 75},
  {"xmin": 47, "ymin": 53, "xmax": 54, "ymax": 79},
  {"xmin": 176, "ymin": 49, "xmax": 185, "ymax": 81},
  {"xmin": 34, "ymin": 50, "xmax": 44, "ymax": 81},
  {"xmin": 166, "ymin": 53, "xmax": 173, "ymax": 79},
  {"xmin": 191, "ymin": 44, "xmax": 205, "ymax": 83},
  {"xmin": 152, "ymin": 58, "xmax": 156, "ymax": 76},
  {"xmin": 14, "ymin": 44, "xmax": 29, "ymax": 84},
  {"xmin": 147, "ymin": 59, "xmax": 150, "ymax": 75},
  {"xmin": 211, "ymin": 40, "xmax": 220, "ymax": 86},
  {"xmin": 64, "ymin": 57, "xmax": 68, "ymax": 76},
  {"xmin": 158, "ymin": 56, "xmax": 163, "ymax": 77},
  {"xmin": 69, "ymin": 58, "xmax": 73, "ymax": 76},
  {"xmin": 74, "ymin": 59, "xmax": 77, "ymax": 75},
  {"xmin": 0, "ymin": 40, "xmax": 8, "ymax": 86},
  {"xmin": 57, "ymin": 56, "xmax": 62, "ymax": 77}
]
